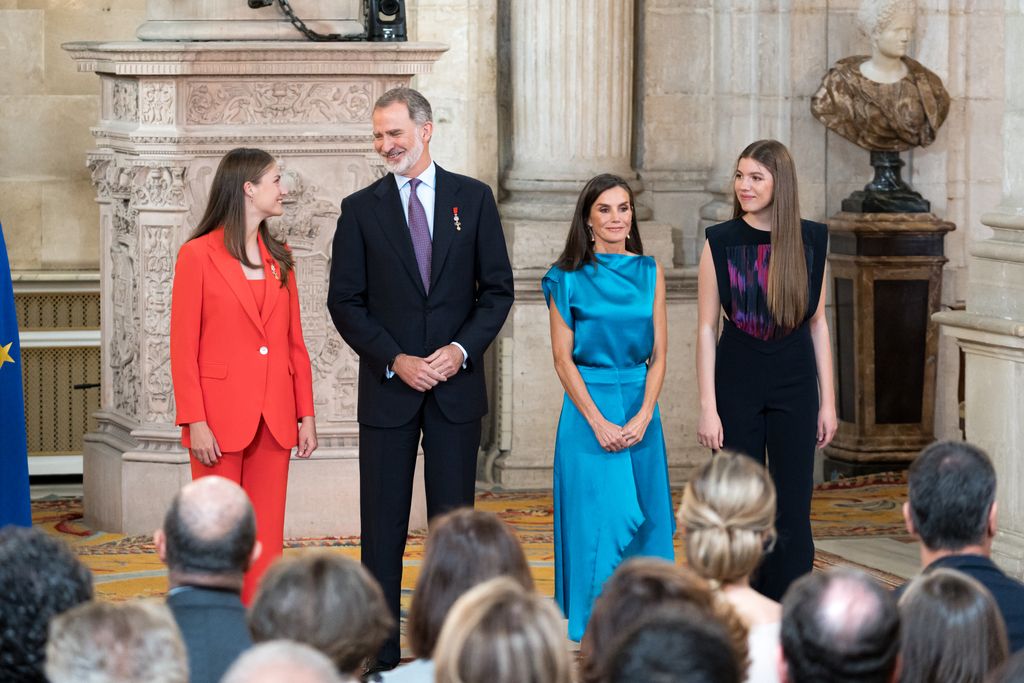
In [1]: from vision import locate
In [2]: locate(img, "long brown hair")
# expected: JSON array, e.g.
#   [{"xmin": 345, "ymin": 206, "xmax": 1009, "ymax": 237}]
[
  {"xmin": 554, "ymin": 173, "xmax": 644, "ymax": 271},
  {"xmin": 190, "ymin": 148, "xmax": 294, "ymax": 286},
  {"xmin": 406, "ymin": 509, "xmax": 533, "ymax": 659},
  {"xmin": 732, "ymin": 140, "xmax": 807, "ymax": 328}
]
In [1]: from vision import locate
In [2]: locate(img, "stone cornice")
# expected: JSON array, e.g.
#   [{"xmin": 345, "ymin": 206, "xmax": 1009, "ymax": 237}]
[{"xmin": 62, "ymin": 41, "xmax": 450, "ymax": 77}]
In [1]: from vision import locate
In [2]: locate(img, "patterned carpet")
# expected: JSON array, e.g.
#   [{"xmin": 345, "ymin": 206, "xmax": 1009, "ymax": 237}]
[{"xmin": 34, "ymin": 471, "xmax": 910, "ymax": 605}]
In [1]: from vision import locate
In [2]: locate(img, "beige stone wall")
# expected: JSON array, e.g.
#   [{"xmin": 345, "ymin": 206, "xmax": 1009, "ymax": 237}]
[
  {"xmin": 1, "ymin": 0, "xmax": 146, "ymax": 270},
  {"xmin": 407, "ymin": 0, "xmax": 499, "ymax": 190}
]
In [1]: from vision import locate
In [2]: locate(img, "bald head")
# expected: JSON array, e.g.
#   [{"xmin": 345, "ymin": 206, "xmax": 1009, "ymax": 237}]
[
  {"xmin": 222, "ymin": 641, "xmax": 342, "ymax": 683},
  {"xmin": 161, "ymin": 476, "xmax": 256, "ymax": 579},
  {"xmin": 781, "ymin": 568, "xmax": 900, "ymax": 683}
]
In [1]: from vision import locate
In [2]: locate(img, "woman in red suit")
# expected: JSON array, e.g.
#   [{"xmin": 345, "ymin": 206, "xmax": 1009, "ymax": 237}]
[{"xmin": 170, "ymin": 148, "xmax": 317, "ymax": 603}]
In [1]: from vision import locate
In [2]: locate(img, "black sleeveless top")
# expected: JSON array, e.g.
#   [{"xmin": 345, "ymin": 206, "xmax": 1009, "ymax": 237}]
[{"xmin": 705, "ymin": 217, "xmax": 828, "ymax": 342}]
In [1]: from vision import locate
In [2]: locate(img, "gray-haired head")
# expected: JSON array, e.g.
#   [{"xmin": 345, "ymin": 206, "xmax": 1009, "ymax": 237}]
[
  {"xmin": 375, "ymin": 87, "xmax": 433, "ymax": 125},
  {"xmin": 45, "ymin": 600, "xmax": 188, "ymax": 683},
  {"xmin": 222, "ymin": 640, "xmax": 343, "ymax": 683}
]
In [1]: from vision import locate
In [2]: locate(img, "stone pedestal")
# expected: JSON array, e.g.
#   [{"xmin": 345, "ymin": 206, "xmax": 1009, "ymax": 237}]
[
  {"xmin": 935, "ymin": 210, "xmax": 1024, "ymax": 579},
  {"xmin": 66, "ymin": 39, "xmax": 446, "ymax": 536},
  {"xmin": 824, "ymin": 212, "xmax": 953, "ymax": 477}
]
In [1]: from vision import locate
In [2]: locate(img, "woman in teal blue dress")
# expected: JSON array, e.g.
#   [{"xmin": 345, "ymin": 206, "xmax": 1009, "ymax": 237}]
[{"xmin": 543, "ymin": 173, "xmax": 675, "ymax": 641}]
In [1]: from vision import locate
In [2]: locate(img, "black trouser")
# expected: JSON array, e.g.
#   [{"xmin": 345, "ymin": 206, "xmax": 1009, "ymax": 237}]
[
  {"xmin": 715, "ymin": 320, "xmax": 818, "ymax": 601},
  {"xmin": 359, "ymin": 392, "xmax": 481, "ymax": 667}
]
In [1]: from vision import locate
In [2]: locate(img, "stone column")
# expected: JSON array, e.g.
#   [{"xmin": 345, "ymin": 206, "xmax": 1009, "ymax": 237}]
[
  {"xmin": 502, "ymin": 0, "xmax": 636, "ymax": 212},
  {"xmin": 66, "ymin": 40, "xmax": 447, "ymax": 536},
  {"xmin": 934, "ymin": 4, "xmax": 1023, "ymax": 577}
]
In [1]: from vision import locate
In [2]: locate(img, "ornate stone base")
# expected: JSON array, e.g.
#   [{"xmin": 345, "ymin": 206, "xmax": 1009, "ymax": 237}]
[{"xmin": 84, "ymin": 412, "xmax": 428, "ymax": 537}]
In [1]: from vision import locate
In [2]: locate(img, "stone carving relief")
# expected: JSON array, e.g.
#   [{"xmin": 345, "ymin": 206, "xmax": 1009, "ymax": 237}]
[
  {"xmin": 111, "ymin": 80, "xmax": 139, "ymax": 122},
  {"xmin": 185, "ymin": 82, "xmax": 373, "ymax": 125},
  {"xmin": 273, "ymin": 168, "xmax": 340, "ymax": 248},
  {"xmin": 110, "ymin": 200, "xmax": 141, "ymax": 420},
  {"xmin": 142, "ymin": 225, "xmax": 175, "ymax": 424},
  {"xmin": 88, "ymin": 157, "xmax": 135, "ymax": 201},
  {"xmin": 133, "ymin": 166, "xmax": 187, "ymax": 209},
  {"xmin": 140, "ymin": 82, "xmax": 175, "ymax": 125}
]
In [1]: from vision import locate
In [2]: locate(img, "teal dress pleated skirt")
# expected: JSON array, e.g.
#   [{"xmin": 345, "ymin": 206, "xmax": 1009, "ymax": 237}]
[{"xmin": 543, "ymin": 253, "xmax": 675, "ymax": 642}]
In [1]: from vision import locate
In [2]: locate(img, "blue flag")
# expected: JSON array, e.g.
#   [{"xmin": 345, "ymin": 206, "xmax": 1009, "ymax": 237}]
[{"xmin": 0, "ymin": 222, "xmax": 31, "ymax": 527}]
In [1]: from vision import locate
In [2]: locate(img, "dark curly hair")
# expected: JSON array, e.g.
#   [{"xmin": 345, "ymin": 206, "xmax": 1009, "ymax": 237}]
[{"xmin": 0, "ymin": 526, "xmax": 93, "ymax": 682}]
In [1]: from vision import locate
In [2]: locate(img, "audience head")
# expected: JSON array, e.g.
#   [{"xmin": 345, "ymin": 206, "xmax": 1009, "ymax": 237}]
[
  {"xmin": 679, "ymin": 450, "xmax": 777, "ymax": 586},
  {"xmin": 898, "ymin": 568, "xmax": 1008, "ymax": 683},
  {"xmin": 555, "ymin": 173, "xmax": 643, "ymax": 271},
  {"xmin": 155, "ymin": 475, "xmax": 257, "ymax": 587},
  {"xmin": 0, "ymin": 525, "xmax": 93, "ymax": 683},
  {"xmin": 45, "ymin": 600, "xmax": 187, "ymax": 683},
  {"xmin": 906, "ymin": 440, "xmax": 997, "ymax": 553},
  {"xmin": 601, "ymin": 605, "xmax": 742, "ymax": 683},
  {"xmin": 581, "ymin": 557, "xmax": 748, "ymax": 683},
  {"xmin": 249, "ymin": 551, "xmax": 393, "ymax": 676},
  {"xmin": 408, "ymin": 508, "xmax": 534, "ymax": 659},
  {"xmin": 433, "ymin": 576, "xmax": 571, "ymax": 683},
  {"xmin": 780, "ymin": 568, "xmax": 900, "ymax": 683},
  {"xmin": 221, "ymin": 640, "xmax": 343, "ymax": 683}
]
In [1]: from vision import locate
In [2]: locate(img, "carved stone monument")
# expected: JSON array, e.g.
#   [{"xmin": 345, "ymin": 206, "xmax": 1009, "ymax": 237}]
[
  {"xmin": 65, "ymin": 29, "xmax": 446, "ymax": 535},
  {"xmin": 812, "ymin": 0, "xmax": 954, "ymax": 476}
]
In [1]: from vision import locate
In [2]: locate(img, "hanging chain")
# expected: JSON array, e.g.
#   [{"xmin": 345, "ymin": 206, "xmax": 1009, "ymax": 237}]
[{"xmin": 276, "ymin": 0, "xmax": 366, "ymax": 41}]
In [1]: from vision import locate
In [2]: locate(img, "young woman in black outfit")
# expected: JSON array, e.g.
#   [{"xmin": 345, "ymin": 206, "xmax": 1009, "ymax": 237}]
[{"xmin": 696, "ymin": 139, "xmax": 837, "ymax": 600}]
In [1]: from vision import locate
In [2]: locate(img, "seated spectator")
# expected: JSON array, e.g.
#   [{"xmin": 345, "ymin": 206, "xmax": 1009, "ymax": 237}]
[
  {"xmin": 222, "ymin": 640, "xmax": 344, "ymax": 683},
  {"xmin": 780, "ymin": 568, "xmax": 899, "ymax": 683},
  {"xmin": 249, "ymin": 551, "xmax": 392, "ymax": 679},
  {"xmin": 44, "ymin": 600, "xmax": 187, "ymax": 683},
  {"xmin": 679, "ymin": 450, "xmax": 780, "ymax": 682},
  {"xmin": 601, "ymin": 605, "xmax": 741, "ymax": 683},
  {"xmin": 0, "ymin": 525, "xmax": 93, "ymax": 683},
  {"xmin": 897, "ymin": 568, "xmax": 1008, "ymax": 683},
  {"xmin": 383, "ymin": 508, "xmax": 534, "ymax": 683},
  {"xmin": 901, "ymin": 440, "xmax": 1024, "ymax": 651},
  {"xmin": 155, "ymin": 475, "xmax": 259, "ymax": 683},
  {"xmin": 433, "ymin": 576, "xmax": 571, "ymax": 683},
  {"xmin": 580, "ymin": 557, "xmax": 748, "ymax": 683}
]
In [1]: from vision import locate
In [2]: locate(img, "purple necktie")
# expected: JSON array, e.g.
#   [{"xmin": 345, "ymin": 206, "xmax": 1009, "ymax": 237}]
[{"xmin": 407, "ymin": 177, "xmax": 432, "ymax": 293}]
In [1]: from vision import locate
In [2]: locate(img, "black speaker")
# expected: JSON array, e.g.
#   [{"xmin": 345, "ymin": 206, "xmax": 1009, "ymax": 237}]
[{"xmin": 367, "ymin": 0, "xmax": 407, "ymax": 41}]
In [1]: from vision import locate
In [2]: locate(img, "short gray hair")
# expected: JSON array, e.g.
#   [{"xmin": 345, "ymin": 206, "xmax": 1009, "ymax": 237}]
[
  {"xmin": 222, "ymin": 640, "xmax": 343, "ymax": 683},
  {"xmin": 857, "ymin": 0, "xmax": 916, "ymax": 37},
  {"xmin": 375, "ymin": 86, "xmax": 433, "ymax": 125},
  {"xmin": 45, "ymin": 601, "xmax": 187, "ymax": 683}
]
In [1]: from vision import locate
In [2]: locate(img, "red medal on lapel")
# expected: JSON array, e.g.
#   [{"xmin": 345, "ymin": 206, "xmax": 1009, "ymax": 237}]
[{"xmin": 453, "ymin": 207, "xmax": 462, "ymax": 232}]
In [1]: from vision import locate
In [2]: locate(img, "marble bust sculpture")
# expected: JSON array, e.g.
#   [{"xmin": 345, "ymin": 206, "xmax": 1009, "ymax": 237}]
[{"xmin": 811, "ymin": 0, "xmax": 950, "ymax": 152}]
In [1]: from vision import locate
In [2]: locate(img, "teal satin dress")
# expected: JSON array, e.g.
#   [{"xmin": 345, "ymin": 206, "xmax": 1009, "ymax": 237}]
[{"xmin": 543, "ymin": 253, "xmax": 675, "ymax": 641}]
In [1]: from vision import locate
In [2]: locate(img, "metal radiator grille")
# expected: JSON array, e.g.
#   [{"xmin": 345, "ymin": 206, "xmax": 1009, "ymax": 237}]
[
  {"xmin": 16, "ymin": 292, "xmax": 101, "ymax": 330},
  {"xmin": 21, "ymin": 346, "xmax": 100, "ymax": 455},
  {"xmin": 15, "ymin": 290, "xmax": 101, "ymax": 458}
]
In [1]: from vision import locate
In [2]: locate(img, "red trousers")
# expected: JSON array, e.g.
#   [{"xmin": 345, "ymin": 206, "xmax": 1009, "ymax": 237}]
[{"xmin": 190, "ymin": 418, "xmax": 290, "ymax": 604}]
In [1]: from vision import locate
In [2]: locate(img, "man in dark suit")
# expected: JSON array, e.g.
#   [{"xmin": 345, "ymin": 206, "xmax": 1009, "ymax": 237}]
[
  {"xmin": 899, "ymin": 440, "xmax": 1024, "ymax": 652},
  {"xmin": 328, "ymin": 86, "xmax": 514, "ymax": 671},
  {"xmin": 154, "ymin": 475, "xmax": 259, "ymax": 683}
]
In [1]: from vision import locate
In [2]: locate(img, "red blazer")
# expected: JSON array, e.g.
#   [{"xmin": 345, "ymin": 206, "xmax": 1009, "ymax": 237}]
[{"xmin": 170, "ymin": 228, "xmax": 315, "ymax": 452}]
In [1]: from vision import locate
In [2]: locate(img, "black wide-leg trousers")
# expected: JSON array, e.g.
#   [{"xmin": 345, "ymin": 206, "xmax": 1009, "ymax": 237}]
[
  {"xmin": 359, "ymin": 392, "xmax": 481, "ymax": 667},
  {"xmin": 715, "ymin": 320, "xmax": 819, "ymax": 601}
]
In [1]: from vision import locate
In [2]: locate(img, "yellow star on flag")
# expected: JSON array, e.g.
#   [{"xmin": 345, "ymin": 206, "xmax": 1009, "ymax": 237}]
[{"xmin": 0, "ymin": 342, "xmax": 14, "ymax": 367}]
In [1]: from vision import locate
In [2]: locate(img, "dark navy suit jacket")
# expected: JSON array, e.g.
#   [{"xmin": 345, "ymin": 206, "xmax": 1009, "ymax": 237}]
[
  {"xmin": 896, "ymin": 554, "xmax": 1024, "ymax": 653},
  {"xmin": 167, "ymin": 586, "xmax": 252, "ymax": 683}
]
